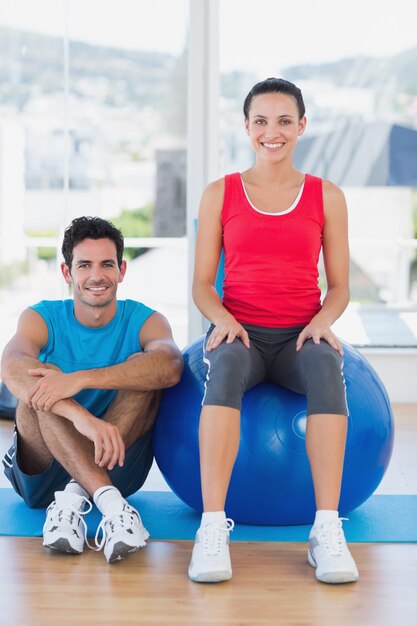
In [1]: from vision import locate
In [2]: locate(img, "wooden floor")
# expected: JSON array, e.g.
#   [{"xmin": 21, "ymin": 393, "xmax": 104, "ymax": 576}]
[
  {"xmin": 0, "ymin": 406, "xmax": 416, "ymax": 626},
  {"xmin": 0, "ymin": 540, "xmax": 416, "ymax": 625}
]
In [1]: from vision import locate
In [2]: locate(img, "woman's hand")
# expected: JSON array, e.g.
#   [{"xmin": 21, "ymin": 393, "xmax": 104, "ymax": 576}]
[
  {"xmin": 206, "ymin": 314, "xmax": 250, "ymax": 352},
  {"xmin": 296, "ymin": 321, "xmax": 343, "ymax": 356}
]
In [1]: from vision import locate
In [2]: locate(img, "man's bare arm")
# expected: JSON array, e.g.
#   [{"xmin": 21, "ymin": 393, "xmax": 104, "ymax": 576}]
[
  {"xmin": 2, "ymin": 308, "xmax": 56, "ymax": 401},
  {"xmin": 27, "ymin": 312, "xmax": 183, "ymax": 411},
  {"xmin": 1, "ymin": 308, "xmax": 125, "ymax": 468},
  {"xmin": 86, "ymin": 311, "xmax": 183, "ymax": 390}
]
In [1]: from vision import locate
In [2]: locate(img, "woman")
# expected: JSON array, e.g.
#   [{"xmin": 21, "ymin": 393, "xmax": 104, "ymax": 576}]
[{"xmin": 189, "ymin": 77, "xmax": 358, "ymax": 585}]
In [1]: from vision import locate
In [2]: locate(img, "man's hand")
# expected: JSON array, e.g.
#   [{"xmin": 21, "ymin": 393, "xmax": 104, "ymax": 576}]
[
  {"xmin": 72, "ymin": 412, "xmax": 125, "ymax": 470},
  {"xmin": 27, "ymin": 368, "xmax": 85, "ymax": 411}
]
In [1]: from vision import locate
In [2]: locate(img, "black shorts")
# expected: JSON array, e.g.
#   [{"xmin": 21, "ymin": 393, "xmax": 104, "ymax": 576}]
[
  {"xmin": 202, "ymin": 324, "xmax": 348, "ymax": 416},
  {"xmin": 2, "ymin": 426, "xmax": 154, "ymax": 509}
]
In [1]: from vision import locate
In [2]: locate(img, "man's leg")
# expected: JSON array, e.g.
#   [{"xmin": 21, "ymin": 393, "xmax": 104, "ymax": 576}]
[
  {"xmin": 21, "ymin": 387, "xmax": 161, "ymax": 497},
  {"xmin": 5, "ymin": 388, "xmax": 160, "ymax": 561},
  {"xmin": 84, "ymin": 388, "xmax": 160, "ymax": 561},
  {"xmin": 37, "ymin": 388, "xmax": 160, "ymax": 561},
  {"xmin": 3, "ymin": 401, "xmax": 70, "ymax": 506},
  {"xmin": 1, "ymin": 401, "xmax": 93, "ymax": 554},
  {"xmin": 103, "ymin": 388, "xmax": 161, "ymax": 449},
  {"xmin": 14, "ymin": 401, "xmax": 53, "ymax": 473},
  {"xmin": 86, "ymin": 389, "xmax": 160, "ymax": 562},
  {"xmin": 12, "ymin": 388, "xmax": 160, "ymax": 503},
  {"xmin": 36, "ymin": 408, "xmax": 111, "ymax": 495}
]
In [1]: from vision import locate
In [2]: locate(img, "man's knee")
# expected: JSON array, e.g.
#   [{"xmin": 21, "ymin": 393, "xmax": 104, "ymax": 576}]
[{"xmin": 16, "ymin": 400, "xmax": 38, "ymax": 425}]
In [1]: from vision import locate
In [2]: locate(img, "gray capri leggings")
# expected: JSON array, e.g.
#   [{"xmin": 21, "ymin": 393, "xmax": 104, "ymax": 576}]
[{"xmin": 203, "ymin": 324, "xmax": 348, "ymax": 416}]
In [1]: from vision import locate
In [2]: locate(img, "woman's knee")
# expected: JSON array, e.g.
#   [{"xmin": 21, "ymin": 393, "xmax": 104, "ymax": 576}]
[
  {"xmin": 298, "ymin": 341, "xmax": 347, "ymax": 415},
  {"xmin": 203, "ymin": 340, "xmax": 252, "ymax": 409},
  {"xmin": 299, "ymin": 340, "xmax": 343, "ymax": 379},
  {"xmin": 205, "ymin": 339, "xmax": 251, "ymax": 375}
]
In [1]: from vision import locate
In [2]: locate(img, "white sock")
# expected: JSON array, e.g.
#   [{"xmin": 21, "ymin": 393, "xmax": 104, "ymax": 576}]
[
  {"xmin": 313, "ymin": 510, "xmax": 339, "ymax": 528},
  {"xmin": 64, "ymin": 480, "xmax": 90, "ymax": 500},
  {"xmin": 201, "ymin": 511, "xmax": 226, "ymax": 526},
  {"xmin": 93, "ymin": 486, "xmax": 125, "ymax": 516}
]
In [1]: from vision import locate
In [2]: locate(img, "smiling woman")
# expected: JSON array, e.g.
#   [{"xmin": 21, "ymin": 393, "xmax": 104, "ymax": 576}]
[
  {"xmin": 189, "ymin": 76, "xmax": 356, "ymax": 585},
  {"xmin": 219, "ymin": 1, "xmax": 417, "ymax": 310}
]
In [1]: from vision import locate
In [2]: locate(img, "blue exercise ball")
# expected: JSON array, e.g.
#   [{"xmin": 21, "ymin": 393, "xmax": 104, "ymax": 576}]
[{"xmin": 153, "ymin": 336, "xmax": 394, "ymax": 525}]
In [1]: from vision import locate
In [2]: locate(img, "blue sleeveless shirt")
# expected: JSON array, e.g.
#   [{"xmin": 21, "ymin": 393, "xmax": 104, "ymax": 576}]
[{"xmin": 30, "ymin": 299, "xmax": 155, "ymax": 417}]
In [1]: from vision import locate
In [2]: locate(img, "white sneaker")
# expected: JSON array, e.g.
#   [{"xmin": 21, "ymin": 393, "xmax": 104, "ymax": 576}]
[
  {"xmin": 42, "ymin": 491, "xmax": 92, "ymax": 554},
  {"xmin": 308, "ymin": 518, "xmax": 359, "ymax": 584},
  {"xmin": 188, "ymin": 518, "xmax": 235, "ymax": 583},
  {"xmin": 94, "ymin": 501, "xmax": 149, "ymax": 563}
]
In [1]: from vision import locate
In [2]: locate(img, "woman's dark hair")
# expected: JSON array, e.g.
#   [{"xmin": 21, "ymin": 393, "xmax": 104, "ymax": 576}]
[
  {"xmin": 243, "ymin": 77, "xmax": 305, "ymax": 120},
  {"xmin": 62, "ymin": 216, "xmax": 124, "ymax": 270}
]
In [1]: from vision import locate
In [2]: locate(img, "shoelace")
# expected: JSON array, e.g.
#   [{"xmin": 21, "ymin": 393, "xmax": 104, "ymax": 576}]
[
  {"xmin": 201, "ymin": 518, "xmax": 235, "ymax": 556},
  {"xmin": 91, "ymin": 508, "xmax": 137, "ymax": 552},
  {"xmin": 318, "ymin": 517, "xmax": 348, "ymax": 557},
  {"xmin": 47, "ymin": 496, "xmax": 92, "ymax": 540}
]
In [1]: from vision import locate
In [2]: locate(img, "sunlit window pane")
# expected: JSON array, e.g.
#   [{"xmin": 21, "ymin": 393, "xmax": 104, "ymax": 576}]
[{"xmin": 0, "ymin": 0, "xmax": 188, "ymax": 353}]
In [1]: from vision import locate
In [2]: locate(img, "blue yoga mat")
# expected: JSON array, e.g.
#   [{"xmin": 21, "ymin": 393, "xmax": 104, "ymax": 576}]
[{"xmin": 0, "ymin": 488, "xmax": 416, "ymax": 542}]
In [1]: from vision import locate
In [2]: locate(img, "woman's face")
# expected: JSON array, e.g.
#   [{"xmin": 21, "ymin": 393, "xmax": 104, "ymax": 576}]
[{"xmin": 245, "ymin": 92, "xmax": 306, "ymax": 163}]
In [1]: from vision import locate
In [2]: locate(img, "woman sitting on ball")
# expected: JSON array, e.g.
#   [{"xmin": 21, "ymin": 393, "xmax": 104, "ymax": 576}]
[{"xmin": 189, "ymin": 77, "xmax": 358, "ymax": 585}]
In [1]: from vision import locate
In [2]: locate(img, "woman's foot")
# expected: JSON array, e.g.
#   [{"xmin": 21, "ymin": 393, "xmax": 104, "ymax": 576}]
[
  {"xmin": 308, "ymin": 518, "xmax": 359, "ymax": 583},
  {"xmin": 188, "ymin": 518, "xmax": 234, "ymax": 583}
]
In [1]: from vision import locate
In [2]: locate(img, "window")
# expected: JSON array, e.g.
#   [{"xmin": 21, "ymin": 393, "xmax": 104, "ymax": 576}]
[
  {"xmin": 219, "ymin": 0, "xmax": 417, "ymax": 346},
  {"xmin": 0, "ymin": 0, "xmax": 189, "ymax": 353}
]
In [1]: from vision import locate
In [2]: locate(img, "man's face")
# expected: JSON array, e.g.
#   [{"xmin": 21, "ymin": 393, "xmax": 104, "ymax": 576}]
[{"xmin": 61, "ymin": 238, "xmax": 126, "ymax": 309}]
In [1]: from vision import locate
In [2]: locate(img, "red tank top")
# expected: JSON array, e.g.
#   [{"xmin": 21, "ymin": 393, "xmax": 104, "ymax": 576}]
[{"xmin": 221, "ymin": 172, "xmax": 324, "ymax": 328}]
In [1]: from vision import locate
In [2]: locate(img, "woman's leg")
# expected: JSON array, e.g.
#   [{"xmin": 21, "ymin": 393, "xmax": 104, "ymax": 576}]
[
  {"xmin": 199, "ymin": 405, "xmax": 241, "ymax": 512},
  {"xmin": 305, "ymin": 412, "xmax": 347, "ymax": 510},
  {"xmin": 189, "ymin": 330, "xmax": 265, "ymax": 583},
  {"xmin": 295, "ymin": 340, "xmax": 348, "ymax": 510},
  {"xmin": 199, "ymin": 328, "xmax": 266, "ymax": 511},
  {"xmin": 271, "ymin": 337, "xmax": 358, "ymax": 583},
  {"xmin": 270, "ymin": 336, "xmax": 348, "ymax": 507}
]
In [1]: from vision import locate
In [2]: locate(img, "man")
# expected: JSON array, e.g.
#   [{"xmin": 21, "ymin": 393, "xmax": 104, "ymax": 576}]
[{"xmin": 1, "ymin": 216, "xmax": 183, "ymax": 563}]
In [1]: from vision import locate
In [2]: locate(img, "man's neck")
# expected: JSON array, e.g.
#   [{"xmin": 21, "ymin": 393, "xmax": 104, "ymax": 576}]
[{"xmin": 73, "ymin": 300, "xmax": 118, "ymax": 328}]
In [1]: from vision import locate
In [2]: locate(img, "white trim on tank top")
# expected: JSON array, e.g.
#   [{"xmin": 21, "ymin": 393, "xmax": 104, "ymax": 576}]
[{"xmin": 239, "ymin": 175, "xmax": 305, "ymax": 216}]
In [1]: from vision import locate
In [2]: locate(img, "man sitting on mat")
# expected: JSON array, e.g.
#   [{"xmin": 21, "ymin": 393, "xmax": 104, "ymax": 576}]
[{"xmin": 1, "ymin": 216, "xmax": 183, "ymax": 563}]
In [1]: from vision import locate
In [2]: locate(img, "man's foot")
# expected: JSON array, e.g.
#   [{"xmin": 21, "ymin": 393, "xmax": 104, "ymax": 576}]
[
  {"xmin": 43, "ymin": 491, "xmax": 92, "ymax": 555},
  {"xmin": 95, "ymin": 501, "xmax": 149, "ymax": 563},
  {"xmin": 188, "ymin": 518, "xmax": 234, "ymax": 583},
  {"xmin": 308, "ymin": 518, "xmax": 359, "ymax": 583}
]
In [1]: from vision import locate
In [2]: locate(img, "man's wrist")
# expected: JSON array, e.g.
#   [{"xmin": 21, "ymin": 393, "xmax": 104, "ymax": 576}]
[
  {"xmin": 72, "ymin": 369, "xmax": 92, "ymax": 391},
  {"xmin": 54, "ymin": 398, "xmax": 89, "ymax": 422}
]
